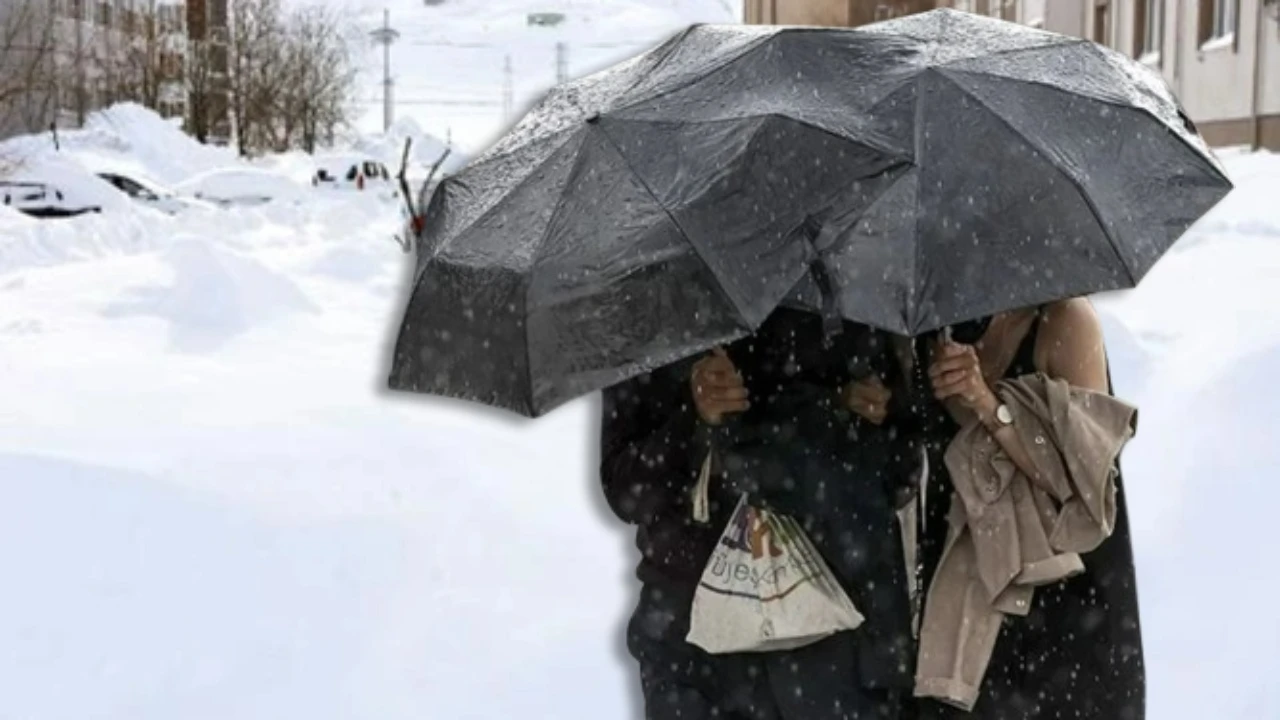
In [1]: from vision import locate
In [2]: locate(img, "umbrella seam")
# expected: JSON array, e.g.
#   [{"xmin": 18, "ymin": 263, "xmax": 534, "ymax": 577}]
[
  {"xmin": 478, "ymin": 26, "xmax": 698, "ymax": 168},
  {"xmin": 939, "ymin": 47, "xmax": 1228, "ymax": 185},
  {"xmin": 522, "ymin": 130, "xmax": 601, "ymax": 415},
  {"xmin": 909, "ymin": 70, "xmax": 927, "ymax": 334},
  {"xmin": 932, "ymin": 71, "xmax": 1138, "ymax": 288},
  {"xmin": 600, "ymin": 115, "xmax": 908, "ymax": 173},
  {"xmin": 606, "ymin": 30, "xmax": 780, "ymax": 119},
  {"xmin": 608, "ymin": 25, "xmax": 701, "ymax": 112},
  {"xmin": 434, "ymin": 131, "xmax": 585, "ymax": 277},
  {"xmin": 931, "ymin": 37, "xmax": 1087, "ymax": 71},
  {"xmin": 1077, "ymin": 42, "xmax": 1232, "ymax": 180},
  {"xmin": 589, "ymin": 121, "xmax": 754, "ymax": 333}
]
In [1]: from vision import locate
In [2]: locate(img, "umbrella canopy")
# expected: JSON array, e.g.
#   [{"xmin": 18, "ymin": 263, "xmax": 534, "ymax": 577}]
[
  {"xmin": 779, "ymin": 9, "xmax": 1231, "ymax": 333},
  {"xmin": 389, "ymin": 10, "xmax": 1231, "ymax": 416}
]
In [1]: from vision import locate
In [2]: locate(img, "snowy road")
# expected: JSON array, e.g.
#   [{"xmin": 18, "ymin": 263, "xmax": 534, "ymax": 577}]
[
  {"xmin": 1, "ymin": 2, "xmax": 1278, "ymax": 715},
  {"xmin": 3, "ymin": 141, "xmax": 1279, "ymax": 718}
]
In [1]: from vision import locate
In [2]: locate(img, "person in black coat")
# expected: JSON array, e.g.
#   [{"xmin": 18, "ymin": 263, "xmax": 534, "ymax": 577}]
[{"xmin": 601, "ymin": 307, "xmax": 919, "ymax": 720}]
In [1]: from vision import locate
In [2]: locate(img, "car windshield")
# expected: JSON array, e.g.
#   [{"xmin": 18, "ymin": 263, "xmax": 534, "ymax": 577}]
[{"xmin": 102, "ymin": 173, "xmax": 163, "ymax": 200}]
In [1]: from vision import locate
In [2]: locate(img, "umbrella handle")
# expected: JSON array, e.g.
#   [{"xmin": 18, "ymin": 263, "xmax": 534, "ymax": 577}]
[
  {"xmin": 808, "ymin": 259, "xmax": 844, "ymax": 339},
  {"xmin": 798, "ymin": 216, "xmax": 843, "ymax": 339},
  {"xmin": 890, "ymin": 334, "xmax": 939, "ymax": 509}
]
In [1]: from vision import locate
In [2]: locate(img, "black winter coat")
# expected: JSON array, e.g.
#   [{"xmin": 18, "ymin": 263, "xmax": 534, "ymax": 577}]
[{"xmin": 601, "ymin": 308, "xmax": 917, "ymax": 699}]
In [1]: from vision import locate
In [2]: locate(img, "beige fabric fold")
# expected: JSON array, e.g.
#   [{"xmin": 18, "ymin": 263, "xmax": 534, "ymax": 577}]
[{"xmin": 914, "ymin": 374, "xmax": 1137, "ymax": 711}]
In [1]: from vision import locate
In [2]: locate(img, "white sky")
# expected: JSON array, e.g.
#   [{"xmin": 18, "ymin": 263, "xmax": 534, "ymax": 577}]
[{"xmin": 344, "ymin": 0, "xmax": 742, "ymax": 153}]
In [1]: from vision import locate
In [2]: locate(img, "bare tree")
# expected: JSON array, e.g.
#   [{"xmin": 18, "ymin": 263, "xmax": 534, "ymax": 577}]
[
  {"xmin": 107, "ymin": 2, "xmax": 172, "ymax": 110},
  {"xmin": 228, "ymin": 0, "xmax": 285, "ymax": 155},
  {"xmin": 0, "ymin": 0, "xmax": 60, "ymax": 139},
  {"xmin": 187, "ymin": 36, "xmax": 218, "ymax": 143},
  {"xmin": 287, "ymin": 6, "xmax": 358, "ymax": 153},
  {"xmin": 226, "ymin": 0, "xmax": 357, "ymax": 156}
]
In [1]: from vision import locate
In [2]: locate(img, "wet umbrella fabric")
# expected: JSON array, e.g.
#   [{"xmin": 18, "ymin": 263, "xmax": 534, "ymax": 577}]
[{"xmin": 389, "ymin": 10, "xmax": 1231, "ymax": 416}]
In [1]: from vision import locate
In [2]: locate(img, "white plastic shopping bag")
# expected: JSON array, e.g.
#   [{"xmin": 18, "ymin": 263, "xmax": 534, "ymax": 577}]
[{"xmin": 686, "ymin": 454, "xmax": 864, "ymax": 654}]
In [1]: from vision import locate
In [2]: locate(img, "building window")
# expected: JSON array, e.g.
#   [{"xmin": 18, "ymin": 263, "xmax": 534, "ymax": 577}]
[
  {"xmin": 1198, "ymin": 0, "xmax": 1238, "ymax": 45},
  {"xmin": 1135, "ymin": 0, "xmax": 1164, "ymax": 59},
  {"xmin": 1212, "ymin": 0, "xmax": 1236, "ymax": 39},
  {"xmin": 1093, "ymin": 0, "xmax": 1112, "ymax": 46}
]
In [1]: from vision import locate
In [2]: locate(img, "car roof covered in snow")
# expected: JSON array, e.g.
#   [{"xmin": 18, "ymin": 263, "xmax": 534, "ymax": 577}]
[
  {"xmin": 3, "ymin": 157, "xmax": 132, "ymax": 212},
  {"xmin": 314, "ymin": 154, "xmax": 385, "ymax": 171},
  {"xmin": 174, "ymin": 167, "xmax": 309, "ymax": 202}
]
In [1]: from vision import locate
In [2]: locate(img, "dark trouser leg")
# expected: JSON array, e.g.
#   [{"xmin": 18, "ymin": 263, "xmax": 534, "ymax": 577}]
[{"xmin": 628, "ymin": 583, "xmax": 780, "ymax": 720}]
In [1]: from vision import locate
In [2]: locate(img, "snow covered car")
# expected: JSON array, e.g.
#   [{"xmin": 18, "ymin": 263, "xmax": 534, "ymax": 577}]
[
  {"xmin": 0, "ymin": 181, "xmax": 102, "ymax": 218},
  {"xmin": 174, "ymin": 168, "xmax": 309, "ymax": 208},
  {"xmin": 312, "ymin": 155, "xmax": 396, "ymax": 196},
  {"xmin": 97, "ymin": 171, "xmax": 213, "ymax": 215}
]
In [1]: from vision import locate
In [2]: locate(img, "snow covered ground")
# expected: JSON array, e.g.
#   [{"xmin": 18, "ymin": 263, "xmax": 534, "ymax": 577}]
[
  {"xmin": 3, "ymin": 134, "xmax": 1279, "ymax": 717},
  {"xmin": 1, "ymin": 4, "xmax": 1278, "ymax": 716}
]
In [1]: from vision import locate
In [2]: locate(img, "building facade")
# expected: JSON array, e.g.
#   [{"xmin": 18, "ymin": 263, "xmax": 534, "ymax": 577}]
[
  {"xmin": 945, "ymin": 0, "xmax": 1280, "ymax": 149},
  {"xmin": 743, "ymin": 0, "xmax": 1279, "ymax": 150},
  {"xmin": 744, "ymin": 0, "xmax": 940, "ymax": 26},
  {"xmin": 0, "ymin": 0, "xmax": 225, "ymax": 143}
]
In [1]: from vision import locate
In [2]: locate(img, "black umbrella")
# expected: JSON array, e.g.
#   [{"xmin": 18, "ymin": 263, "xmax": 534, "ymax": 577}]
[{"xmin": 389, "ymin": 10, "xmax": 1231, "ymax": 416}]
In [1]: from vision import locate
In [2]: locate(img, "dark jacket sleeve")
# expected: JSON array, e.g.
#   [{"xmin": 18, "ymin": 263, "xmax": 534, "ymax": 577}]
[{"xmin": 600, "ymin": 362, "xmax": 700, "ymax": 526}]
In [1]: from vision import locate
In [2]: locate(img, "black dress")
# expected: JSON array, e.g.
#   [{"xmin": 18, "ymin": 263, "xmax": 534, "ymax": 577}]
[
  {"xmin": 602, "ymin": 308, "xmax": 917, "ymax": 720},
  {"xmin": 911, "ymin": 315, "xmax": 1146, "ymax": 720}
]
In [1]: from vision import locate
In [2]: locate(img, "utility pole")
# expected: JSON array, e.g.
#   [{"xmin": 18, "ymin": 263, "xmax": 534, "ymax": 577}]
[
  {"xmin": 369, "ymin": 9, "xmax": 400, "ymax": 132},
  {"xmin": 554, "ymin": 41, "xmax": 568, "ymax": 85},
  {"xmin": 502, "ymin": 53, "xmax": 513, "ymax": 121}
]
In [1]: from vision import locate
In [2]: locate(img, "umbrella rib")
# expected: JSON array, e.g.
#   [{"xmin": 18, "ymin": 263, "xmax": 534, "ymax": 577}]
[
  {"xmin": 909, "ymin": 71, "xmax": 928, "ymax": 334},
  {"xmin": 607, "ymin": 24, "xmax": 701, "ymax": 109},
  {"xmin": 474, "ymin": 27, "xmax": 706, "ymax": 167},
  {"xmin": 931, "ymin": 36, "xmax": 1087, "ymax": 71},
  {"xmin": 607, "ymin": 30, "xmax": 779, "ymax": 119},
  {"xmin": 589, "ymin": 123, "xmax": 753, "ymax": 329},
  {"xmin": 520, "ymin": 131, "xmax": 601, "ymax": 415},
  {"xmin": 437, "ymin": 131, "xmax": 585, "ymax": 272},
  {"xmin": 939, "ymin": 49, "xmax": 1227, "ymax": 183},
  {"xmin": 934, "ymin": 71, "xmax": 1138, "ymax": 287},
  {"xmin": 1079, "ymin": 42, "xmax": 1227, "ymax": 175}
]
